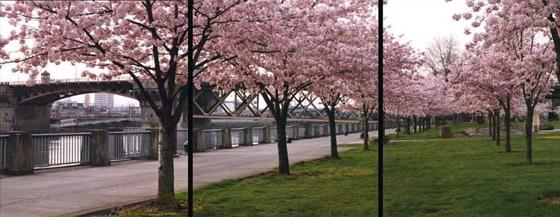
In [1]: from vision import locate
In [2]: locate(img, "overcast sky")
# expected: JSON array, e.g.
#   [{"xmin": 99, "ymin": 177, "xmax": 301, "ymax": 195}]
[
  {"xmin": 386, "ymin": 0, "xmax": 472, "ymax": 50},
  {"xmin": 0, "ymin": 0, "xmax": 473, "ymax": 106}
]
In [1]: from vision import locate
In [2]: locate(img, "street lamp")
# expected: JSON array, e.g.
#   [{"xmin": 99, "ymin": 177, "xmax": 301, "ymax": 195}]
[
  {"xmin": 187, "ymin": 1, "xmax": 195, "ymax": 217},
  {"xmin": 377, "ymin": 2, "xmax": 384, "ymax": 217}
]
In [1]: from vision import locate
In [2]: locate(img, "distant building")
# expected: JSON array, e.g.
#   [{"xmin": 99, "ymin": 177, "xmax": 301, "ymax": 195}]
[
  {"xmin": 53, "ymin": 99, "xmax": 84, "ymax": 109},
  {"xmin": 84, "ymin": 94, "xmax": 91, "ymax": 108},
  {"xmin": 94, "ymin": 93, "xmax": 114, "ymax": 109}
]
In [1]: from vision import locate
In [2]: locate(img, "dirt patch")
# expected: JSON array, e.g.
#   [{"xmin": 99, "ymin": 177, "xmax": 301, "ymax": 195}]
[
  {"xmin": 541, "ymin": 196, "xmax": 560, "ymax": 204},
  {"xmin": 539, "ymin": 192, "xmax": 560, "ymax": 204},
  {"xmin": 453, "ymin": 132, "xmax": 470, "ymax": 138},
  {"xmin": 537, "ymin": 136, "xmax": 560, "ymax": 140},
  {"xmin": 112, "ymin": 199, "xmax": 201, "ymax": 216}
]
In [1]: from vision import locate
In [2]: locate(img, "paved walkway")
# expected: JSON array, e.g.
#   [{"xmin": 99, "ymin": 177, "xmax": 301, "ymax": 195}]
[{"xmin": 0, "ymin": 131, "xmax": 383, "ymax": 217}]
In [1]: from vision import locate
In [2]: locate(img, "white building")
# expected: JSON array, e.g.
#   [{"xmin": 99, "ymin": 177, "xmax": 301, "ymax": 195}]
[{"xmin": 94, "ymin": 93, "xmax": 114, "ymax": 109}]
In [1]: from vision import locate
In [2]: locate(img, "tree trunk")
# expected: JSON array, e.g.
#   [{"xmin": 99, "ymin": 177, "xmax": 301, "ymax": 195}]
[
  {"xmin": 453, "ymin": 114, "xmax": 458, "ymax": 125},
  {"xmin": 413, "ymin": 115, "xmax": 417, "ymax": 133},
  {"xmin": 406, "ymin": 117, "xmax": 411, "ymax": 134},
  {"xmin": 396, "ymin": 116, "xmax": 400, "ymax": 137},
  {"xmin": 525, "ymin": 106, "xmax": 534, "ymax": 165},
  {"xmin": 326, "ymin": 107, "xmax": 340, "ymax": 159},
  {"xmin": 276, "ymin": 115, "xmax": 290, "ymax": 174},
  {"xmin": 488, "ymin": 111, "xmax": 493, "ymax": 138},
  {"xmin": 157, "ymin": 120, "xmax": 178, "ymax": 209},
  {"xmin": 492, "ymin": 111, "xmax": 497, "ymax": 140},
  {"xmin": 363, "ymin": 107, "xmax": 370, "ymax": 151},
  {"xmin": 495, "ymin": 109, "xmax": 501, "ymax": 146},
  {"xmin": 505, "ymin": 97, "xmax": 512, "ymax": 153}
]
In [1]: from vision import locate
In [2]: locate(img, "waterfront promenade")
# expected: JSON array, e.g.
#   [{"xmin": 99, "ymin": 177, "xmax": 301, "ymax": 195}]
[{"xmin": 0, "ymin": 131, "xmax": 385, "ymax": 217}]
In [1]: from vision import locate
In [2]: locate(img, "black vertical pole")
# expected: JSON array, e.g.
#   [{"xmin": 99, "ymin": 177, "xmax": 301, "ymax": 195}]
[
  {"xmin": 187, "ymin": 0, "xmax": 194, "ymax": 216},
  {"xmin": 377, "ymin": 2, "xmax": 384, "ymax": 217}
]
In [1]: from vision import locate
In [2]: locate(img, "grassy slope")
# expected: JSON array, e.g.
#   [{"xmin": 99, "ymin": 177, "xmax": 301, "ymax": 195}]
[
  {"xmin": 386, "ymin": 133, "xmax": 560, "ymax": 217},
  {"xmin": 118, "ymin": 147, "xmax": 378, "ymax": 217},
  {"xmin": 114, "ymin": 126, "xmax": 560, "ymax": 217}
]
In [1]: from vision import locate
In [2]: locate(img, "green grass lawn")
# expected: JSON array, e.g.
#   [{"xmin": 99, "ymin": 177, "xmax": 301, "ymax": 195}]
[
  {"xmin": 114, "ymin": 146, "xmax": 378, "ymax": 217},
  {"xmin": 389, "ymin": 122, "xmax": 484, "ymax": 140},
  {"xmin": 110, "ymin": 129, "xmax": 560, "ymax": 217},
  {"xmin": 543, "ymin": 120, "xmax": 560, "ymax": 129},
  {"xmin": 386, "ymin": 133, "xmax": 560, "ymax": 217}
]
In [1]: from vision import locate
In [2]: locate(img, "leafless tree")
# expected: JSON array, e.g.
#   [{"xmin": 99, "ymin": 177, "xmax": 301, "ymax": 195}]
[{"xmin": 425, "ymin": 36, "xmax": 461, "ymax": 81}]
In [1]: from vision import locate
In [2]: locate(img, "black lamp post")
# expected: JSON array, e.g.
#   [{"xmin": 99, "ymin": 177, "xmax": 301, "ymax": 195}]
[
  {"xmin": 187, "ymin": 0, "xmax": 194, "ymax": 216},
  {"xmin": 377, "ymin": 2, "xmax": 384, "ymax": 217}
]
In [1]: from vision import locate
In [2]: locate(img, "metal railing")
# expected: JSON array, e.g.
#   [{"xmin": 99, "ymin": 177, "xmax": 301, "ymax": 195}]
[
  {"xmin": 0, "ymin": 135, "xmax": 7, "ymax": 170},
  {"xmin": 203, "ymin": 129, "xmax": 222, "ymax": 150},
  {"xmin": 2, "ymin": 121, "xmax": 388, "ymax": 173},
  {"xmin": 252, "ymin": 127, "xmax": 265, "ymax": 144},
  {"xmin": 270, "ymin": 127, "xmax": 278, "ymax": 142},
  {"xmin": 32, "ymin": 133, "xmax": 91, "ymax": 168},
  {"xmin": 177, "ymin": 129, "xmax": 188, "ymax": 150},
  {"xmin": 231, "ymin": 128, "xmax": 245, "ymax": 147},
  {"xmin": 109, "ymin": 131, "xmax": 151, "ymax": 161},
  {"xmin": 286, "ymin": 126, "xmax": 294, "ymax": 139},
  {"xmin": 298, "ymin": 126, "xmax": 306, "ymax": 138},
  {"xmin": 318, "ymin": 125, "xmax": 326, "ymax": 137}
]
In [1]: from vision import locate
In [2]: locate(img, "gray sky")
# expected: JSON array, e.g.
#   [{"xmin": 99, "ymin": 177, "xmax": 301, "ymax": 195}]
[
  {"xmin": 0, "ymin": 0, "xmax": 472, "ymax": 105},
  {"xmin": 385, "ymin": 0, "xmax": 472, "ymax": 50}
]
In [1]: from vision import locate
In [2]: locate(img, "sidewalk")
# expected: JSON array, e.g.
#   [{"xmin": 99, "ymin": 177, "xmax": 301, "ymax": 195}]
[{"xmin": 0, "ymin": 131, "xmax": 380, "ymax": 217}]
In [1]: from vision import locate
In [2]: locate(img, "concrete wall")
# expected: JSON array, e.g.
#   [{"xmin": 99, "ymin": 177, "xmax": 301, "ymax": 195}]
[
  {"xmin": 16, "ymin": 105, "xmax": 52, "ymax": 133},
  {"xmin": 0, "ymin": 107, "xmax": 15, "ymax": 133}
]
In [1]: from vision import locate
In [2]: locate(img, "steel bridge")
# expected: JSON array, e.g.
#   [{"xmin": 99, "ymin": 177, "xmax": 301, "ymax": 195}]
[{"xmin": 0, "ymin": 78, "xmax": 368, "ymax": 132}]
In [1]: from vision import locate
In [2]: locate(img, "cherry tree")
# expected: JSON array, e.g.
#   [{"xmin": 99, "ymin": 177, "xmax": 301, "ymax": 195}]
[
  {"xmin": 453, "ymin": 1, "xmax": 558, "ymax": 164},
  {"xmin": 307, "ymin": 18, "xmax": 376, "ymax": 159},
  {"xmin": 209, "ymin": 1, "xmax": 372, "ymax": 174},
  {"xmin": 450, "ymin": 0, "xmax": 560, "ymax": 83},
  {"xmin": 453, "ymin": 45, "xmax": 520, "ymax": 151},
  {"xmin": 0, "ymin": 0, "xmax": 249, "ymax": 208}
]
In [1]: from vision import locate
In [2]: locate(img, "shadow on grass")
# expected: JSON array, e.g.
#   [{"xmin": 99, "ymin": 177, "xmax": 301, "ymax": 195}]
[{"xmin": 504, "ymin": 161, "xmax": 560, "ymax": 167}]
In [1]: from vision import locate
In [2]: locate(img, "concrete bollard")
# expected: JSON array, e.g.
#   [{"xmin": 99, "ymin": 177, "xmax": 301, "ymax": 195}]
[
  {"xmin": 147, "ymin": 128, "xmax": 159, "ymax": 160},
  {"xmin": 5, "ymin": 131, "xmax": 34, "ymax": 175},
  {"xmin": 221, "ymin": 128, "xmax": 232, "ymax": 149},
  {"xmin": 89, "ymin": 130, "xmax": 111, "ymax": 167},
  {"xmin": 193, "ymin": 129, "xmax": 205, "ymax": 152},
  {"xmin": 262, "ymin": 126, "xmax": 271, "ymax": 144},
  {"xmin": 243, "ymin": 128, "xmax": 253, "ymax": 146}
]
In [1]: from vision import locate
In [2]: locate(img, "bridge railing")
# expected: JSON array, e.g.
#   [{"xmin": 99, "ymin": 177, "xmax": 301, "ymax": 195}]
[
  {"xmin": 4, "ymin": 77, "xmax": 132, "ymax": 86},
  {"xmin": 0, "ymin": 135, "xmax": 7, "ymax": 171},
  {"xmin": 177, "ymin": 129, "xmax": 188, "ymax": 148},
  {"xmin": 231, "ymin": 128, "xmax": 246, "ymax": 146},
  {"xmin": 203, "ymin": 129, "xmax": 223, "ymax": 150},
  {"xmin": 32, "ymin": 132, "xmax": 91, "ymax": 168},
  {"xmin": 109, "ymin": 131, "xmax": 151, "ymax": 161},
  {"xmin": 252, "ymin": 127, "xmax": 265, "ymax": 144},
  {"xmin": 1, "ymin": 120, "xmax": 393, "ymax": 174}
]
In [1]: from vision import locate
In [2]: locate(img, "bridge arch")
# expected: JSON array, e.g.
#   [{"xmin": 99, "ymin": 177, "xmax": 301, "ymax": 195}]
[
  {"xmin": 11, "ymin": 80, "xmax": 135, "ymax": 105},
  {"xmin": 19, "ymin": 89, "xmax": 137, "ymax": 105}
]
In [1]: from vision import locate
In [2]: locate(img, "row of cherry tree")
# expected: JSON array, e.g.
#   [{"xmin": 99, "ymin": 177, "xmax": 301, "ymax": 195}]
[
  {"xmin": 0, "ymin": 0, "xmax": 435, "ymax": 209},
  {"xmin": 441, "ymin": 0, "xmax": 559, "ymax": 166},
  {"xmin": 5, "ymin": 0, "xmax": 540, "ymax": 210}
]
